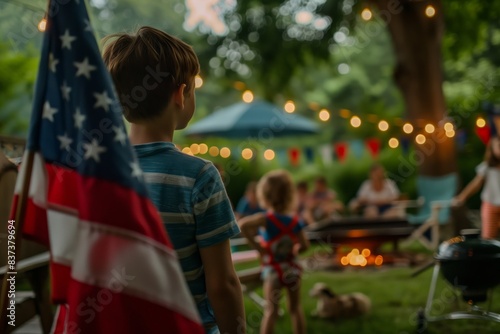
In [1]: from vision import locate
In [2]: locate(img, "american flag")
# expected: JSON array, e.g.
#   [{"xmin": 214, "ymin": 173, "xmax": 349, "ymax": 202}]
[{"xmin": 10, "ymin": 0, "xmax": 203, "ymax": 332}]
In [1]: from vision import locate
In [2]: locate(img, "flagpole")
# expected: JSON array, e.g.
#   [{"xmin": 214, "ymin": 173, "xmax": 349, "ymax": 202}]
[{"xmin": 0, "ymin": 150, "xmax": 36, "ymax": 332}]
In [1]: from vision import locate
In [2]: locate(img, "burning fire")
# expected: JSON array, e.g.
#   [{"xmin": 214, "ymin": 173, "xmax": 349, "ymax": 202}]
[{"xmin": 340, "ymin": 248, "xmax": 383, "ymax": 267}]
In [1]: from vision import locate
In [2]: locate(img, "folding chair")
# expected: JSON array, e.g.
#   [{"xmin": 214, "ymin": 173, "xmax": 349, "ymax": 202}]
[
  {"xmin": 404, "ymin": 174, "xmax": 458, "ymax": 251},
  {"xmin": 0, "ymin": 151, "xmax": 53, "ymax": 333}
]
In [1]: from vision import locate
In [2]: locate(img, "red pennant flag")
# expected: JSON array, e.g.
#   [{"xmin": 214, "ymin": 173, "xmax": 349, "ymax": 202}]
[
  {"xmin": 475, "ymin": 124, "xmax": 491, "ymax": 145},
  {"xmin": 334, "ymin": 142, "xmax": 348, "ymax": 162},
  {"xmin": 289, "ymin": 147, "xmax": 300, "ymax": 166},
  {"xmin": 366, "ymin": 138, "xmax": 381, "ymax": 158}
]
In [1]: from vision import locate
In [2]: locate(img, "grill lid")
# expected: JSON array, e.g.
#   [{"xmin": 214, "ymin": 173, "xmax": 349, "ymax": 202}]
[{"xmin": 436, "ymin": 229, "xmax": 500, "ymax": 261}]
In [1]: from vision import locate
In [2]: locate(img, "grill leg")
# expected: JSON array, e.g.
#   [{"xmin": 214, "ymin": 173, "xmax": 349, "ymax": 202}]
[{"xmin": 425, "ymin": 263, "xmax": 441, "ymax": 318}]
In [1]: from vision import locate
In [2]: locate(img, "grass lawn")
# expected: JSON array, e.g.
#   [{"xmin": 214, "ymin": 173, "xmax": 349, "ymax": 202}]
[{"xmin": 235, "ymin": 245, "xmax": 500, "ymax": 334}]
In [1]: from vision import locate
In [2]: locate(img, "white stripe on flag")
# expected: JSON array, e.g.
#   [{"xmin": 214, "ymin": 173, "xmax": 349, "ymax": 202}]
[
  {"xmin": 47, "ymin": 210, "xmax": 200, "ymax": 324},
  {"xmin": 48, "ymin": 209, "xmax": 79, "ymax": 264},
  {"xmin": 15, "ymin": 152, "xmax": 48, "ymax": 208}
]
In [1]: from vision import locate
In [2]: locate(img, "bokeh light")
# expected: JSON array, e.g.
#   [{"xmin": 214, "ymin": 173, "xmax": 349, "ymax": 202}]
[
  {"xmin": 388, "ymin": 138, "xmax": 399, "ymax": 148},
  {"xmin": 446, "ymin": 130, "xmax": 456, "ymax": 138},
  {"xmin": 403, "ymin": 123, "xmax": 414, "ymax": 134},
  {"xmin": 264, "ymin": 149, "xmax": 275, "ymax": 161},
  {"xmin": 209, "ymin": 146, "xmax": 219, "ymax": 157},
  {"xmin": 220, "ymin": 147, "xmax": 231, "ymax": 158},
  {"xmin": 189, "ymin": 143, "xmax": 200, "ymax": 155},
  {"xmin": 38, "ymin": 18, "xmax": 47, "ymax": 32},
  {"xmin": 242, "ymin": 90, "xmax": 254, "ymax": 103},
  {"xmin": 284, "ymin": 100, "xmax": 295, "ymax": 113},
  {"xmin": 425, "ymin": 5, "xmax": 436, "ymax": 18},
  {"xmin": 444, "ymin": 122, "xmax": 454, "ymax": 132},
  {"xmin": 378, "ymin": 120, "xmax": 389, "ymax": 132},
  {"xmin": 415, "ymin": 134, "xmax": 426, "ymax": 144},
  {"xmin": 199, "ymin": 143, "xmax": 208, "ymax": 154},
  {"xmin": 195, "ymin": 75, "xmax": 203, "ymax": 88},
  {"xmin": 350, "ymin": 116, "xmax": 361, "ymax": 128},
  {"xmin": 425, "ymin": 124, "xmax": 435, "ymax": 134},
  {"xmin": 361, "ymin": 8, "xmax": 372, "ymax": 21},
  {"xmin": 319, "ymin": 109, "xmax": 330, "ymax": 122},
  {"xmin": 476, "ymin": 117, "xmax": 486, "ymax": 128},
  {"xmin": 242, "ymin": 148, "xmax": 253, "ymax": 160}
]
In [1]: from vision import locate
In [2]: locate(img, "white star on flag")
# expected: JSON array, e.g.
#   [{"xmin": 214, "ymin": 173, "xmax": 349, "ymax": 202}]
[
  {"xmin": 49, "ymin": 53, "xmax": 59, "ymax": 72},
  {"xmin": 94, "ymin": 91, "xmax": 113, "ymax": 112},
  {"xmin": 83, "ymin": 138, "xmax": 107, "ymax": 162},
  {"xmin": 57, "ymin": 133, "xmax": 73, "ymax": 151},
  {"xmin": 74, "ymin": 57, "xmax": 96, "ymax": 79},
  {"xmin": 130, "ymin": 161, "xmax": 143, "ymax": 178},
  {"xmin": 84, "ymin": 19, "xmax": 93, "ymax": 32},
  {"xmin": 60, "ymin": 29, "xmax": 77, "ymax": 50},
  {"xmin": 61, "ymin": 81, "xmax": 72, "ymax": 101},
  {"xmin": 73, "ymin": 108, "xmax": 86, "ymax": 129},
  {"xmin": 113, "ymin": 126, "xmax": 127, "ymax": 145},
  {"xmin": 42, "ymin": 101, "xmax": 58, "ymax": 122}
]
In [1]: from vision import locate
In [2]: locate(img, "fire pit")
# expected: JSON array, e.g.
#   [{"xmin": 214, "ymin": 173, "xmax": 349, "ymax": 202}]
[{"xmin": 417, "ymin": 229, "xmax": 500, "ymax": 332}]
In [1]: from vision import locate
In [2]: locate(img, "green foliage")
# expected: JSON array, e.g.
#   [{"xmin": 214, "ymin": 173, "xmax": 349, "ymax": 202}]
[{"xmin": 0, "ymin": 41, "xmax": 38, "ymax": 136}]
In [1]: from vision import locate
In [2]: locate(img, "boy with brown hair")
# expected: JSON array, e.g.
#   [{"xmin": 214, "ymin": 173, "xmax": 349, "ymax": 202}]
[{"xmin": 103, "ymin": 26, "xmax": 245, "ymax": 334}]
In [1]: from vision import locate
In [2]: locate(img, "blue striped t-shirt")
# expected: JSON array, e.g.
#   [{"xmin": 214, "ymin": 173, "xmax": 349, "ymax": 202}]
[{"xmin": 134, "ymin": 142, "xmax": 240, "ymax": 333}]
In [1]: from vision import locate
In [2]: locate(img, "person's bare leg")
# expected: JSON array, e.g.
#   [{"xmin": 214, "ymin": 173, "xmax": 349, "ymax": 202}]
[
  {"xmin": 285, "ymin": 279, "xmax": 306, "ymax": 334},
  {"xmin": 260, "ymin": 276, "xmax": 281, "ymax": 334}
]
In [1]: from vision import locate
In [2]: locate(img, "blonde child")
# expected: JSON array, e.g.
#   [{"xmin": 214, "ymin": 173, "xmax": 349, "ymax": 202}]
[
  {"xmin": 239, "ymin": 170, "xmax": 309, "ymax": 334},
  {"xmin": 454, "ymin": 136, "xmax": 500, "ymax": 239}
]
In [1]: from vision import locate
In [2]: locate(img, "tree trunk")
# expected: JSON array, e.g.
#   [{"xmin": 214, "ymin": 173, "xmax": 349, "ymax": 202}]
[{"xmin": 372, "ymin": 0, "xmax": 456, "ymax": 176}]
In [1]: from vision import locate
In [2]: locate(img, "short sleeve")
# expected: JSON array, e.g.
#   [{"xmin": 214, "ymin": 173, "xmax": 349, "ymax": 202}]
[
  {"xmin": 476, "ymin": 161, "xmax": 488, "ymax": 177},
  {"xmin": 386, "ymin": 180, "xmax": 400, "ymax": 198},
  {"xmin": 293, "ymin": 218, "xmax": 306, "ymax": 234},
  {"xmin": 192, "ymin": 163, "xmax": 240, "ymax": 248},
  {"xmin": 357, "ymin": 180, "xmax": 370, "ymax": 198}
]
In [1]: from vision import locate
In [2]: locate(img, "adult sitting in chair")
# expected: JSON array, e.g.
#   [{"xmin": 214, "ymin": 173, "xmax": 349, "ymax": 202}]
[{"xmin": 350, "ymin": 164, "xmax": 403, "ymax": 218}]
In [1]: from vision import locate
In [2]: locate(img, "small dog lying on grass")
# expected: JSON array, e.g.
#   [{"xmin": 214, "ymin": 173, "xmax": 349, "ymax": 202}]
[{"xmin": 309, "ymin": 282, "xmax": 371, "ymax": 319}]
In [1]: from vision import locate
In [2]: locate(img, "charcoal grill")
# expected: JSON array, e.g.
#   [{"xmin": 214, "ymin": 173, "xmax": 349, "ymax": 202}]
[{"xmin": 417, "ymin": 229, "xmax": 500, "ymax": 332}]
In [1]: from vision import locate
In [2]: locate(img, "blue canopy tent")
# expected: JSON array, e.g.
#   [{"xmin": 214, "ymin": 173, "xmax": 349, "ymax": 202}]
[{"xmin": 184, "ymin": 100, "xmax": 319, "ymax": 139}]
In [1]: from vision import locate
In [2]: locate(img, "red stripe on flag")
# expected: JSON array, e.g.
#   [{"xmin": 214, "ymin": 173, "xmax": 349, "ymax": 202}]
[
  {"xmin": 44, "ymin": 163, "xmax": 171, "ymax": 246},
  {"xmin": 64, "ymin": 280, "xmax": 204, "ymax": 334},
  {"xmin": 21, "ymin": 196, "xmax": 50, "ymax": 246},
  {"xmin": 51, "ymin": 261, "xmax": 72, "ymax": 304}
]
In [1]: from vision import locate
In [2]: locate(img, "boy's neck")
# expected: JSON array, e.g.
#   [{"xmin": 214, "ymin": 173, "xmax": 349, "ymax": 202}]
[{"xmin": 129, "ymin": 123, "xmax": 174, "ymax": 145}]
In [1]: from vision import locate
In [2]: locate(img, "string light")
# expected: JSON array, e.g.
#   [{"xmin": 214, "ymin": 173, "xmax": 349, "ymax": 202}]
[
  {"xmin": 195, "ymin": 75, "xmax": 203, "ymax": 89},
  {"xmin": 415, "ymin": 134, "xmax": 426, "ymax": 144},
  {"xmin": 476, "ymin": 117, "xmax": 486, "ymax": 128},
  {"xmin": 242, "ymin": 148, "xmax": 253, "ymax": 160},
  {"xmin": 264, "ymin": 149, "xmax": 275, "ymax": 161},
  {"xmin": 242, "ymin": 90, "xmax": 254, "ymax": 103},
  {"xmin": 189, "ymin": 143, "xmax": 200, "ymax": 155},
  {"xmin": 388, "ymin": 138, "xmax": 399, "ymax": 148},
  {"xmin": 220, "ymin": 147, "xmax": 231, "ymax": 158},
  {"xmin": 284, "ymin": 100, "xmax": 295, "ymax": 113},
  {"xmin": 425, "ymin": 124, "xmax": 435, "ymax": 134},
  {"xmin": 182, "ymin": 147, "xmax": 193, "ymax": 155},
  {"xmin": 378, "ymin": 120, "xmax": 389, "ymax": 131},
  {"xmin": 444, "ymin": 122, "xmax": 454, "ymax": 132},
  {"xmin": 446, "ymin": 130, "xmax": 455, "ymax": 138},
  {"xmin": 199, "ymin": 143, "xmax": 208, "ymax": 154},
  {"xmin": 425, "ymin": 5, "xmax": 436, "ymax": 18},
  {"xmin": 209, "ymin": 146, "xmax": 219, "ymax": 157},
  {"xmin": 38, "ymin": 18, "xmax": 47, "ymax": 32},
  {"xmin": 319, "ymin": 109, "xmax": 330, "ymax": 121},
  {"xmin": 403, "ymin": 123, "xmax": 414, "ymax": 134},
  {"xmin": 361, "ymin": 8, "xmax": 372, "ymax": 21},
  {"xmin": 350, "ymin": 116, "xmax": 361, "ymax": 128}
]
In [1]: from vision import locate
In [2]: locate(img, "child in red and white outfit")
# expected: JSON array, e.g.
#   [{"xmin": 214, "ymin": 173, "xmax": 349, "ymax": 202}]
[
  {"xmin": 455, "ymin": 136, "xmax": 500, "ymax": 239},
  {"xmin": 239, "ymin": 170, "xmax": 309, "ymax": 334}
]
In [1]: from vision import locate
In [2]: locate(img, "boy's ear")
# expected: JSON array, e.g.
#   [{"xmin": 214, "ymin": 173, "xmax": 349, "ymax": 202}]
[{"xmin": 172, "ymin": 84, "xmax": 186, "ymax": 109}]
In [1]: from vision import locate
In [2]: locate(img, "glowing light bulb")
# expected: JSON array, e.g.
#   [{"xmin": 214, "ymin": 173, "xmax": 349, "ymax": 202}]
[
  {"xmin": 425, "ymin": 124, "xmax": 435, "ymax": 134},
  {"xmin": 242, "ymin": 148, "xmax": 253, "ymax": 160},
  {"xmin": 388, "ymin": 138, "xmax": 399, "ymax": 149},
  {"xmin": 425, "ymin": 5, "xmax": 436, "ymax": 18},
  {"xmin": 319, "ymin": 109, "xmax": 330, "ymax": 122},
  {"xmin": 350, "ymin": 116, "xmax": 361, "ymax": 128},
  {"xmin": 361, "ymin": 8, "xmax": 372, "ymax": 21},
  {"xmin": 209, "ymin": 146, "xmax": 219, "ymax": 157},
  {"xmin": 284, "ymin": 101, "xmax": 295, "ymax": 113},
  {"xmin": 242, "ymin": 90, "xmax": 254, "ymax": 103},
  {"xmin": 378, "ymin": 120, "xmax": 389, "ymax": 132},
  {"xmin": 403, "ymin": 123, "xmax": 413, "ymax": 134},
  {"xmin": 264, "ymin": 149, "xmax": 275, "ymax": 161},
  {"xmin": 38, "ymin": 18, "xmax": 47, "ymax": 32},
  {"xmin": 476, "ymin": 117, "xmax": 486, "ymax": 128},
  {"xmin": 220, "ymin": 147, "xmax": 231, "ymax": 158},
  {"xmin": 195, "ymin": 75, "xmax": 203, "ymax": 88},
  {"xmin": 415, "ymin": 134, "xmax": 426, "ymax": 144},
  {"xmin": 199, "ymin": 143, "xmax": 208, "ymax": 154}
]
